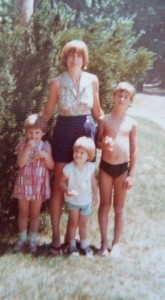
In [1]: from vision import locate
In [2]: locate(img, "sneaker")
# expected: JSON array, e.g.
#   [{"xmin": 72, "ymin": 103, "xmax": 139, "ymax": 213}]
[
  {"xmin": 68, "ymin": 245, "xmax": 79, "ymax": 256},
  {"xmin": 13, "ymin": 240, "xmax": 27, "ymax": 252},
  {"xmin": 28, "ymin": 242, "xmax": 37, "ymax": 253},
  {"xmin": 80, "ymin": 246, "xmax": 93, "ymax": 257},
  {"xmin": 110, "ymin": 244, "xmax": 121, "ymax": 258}
]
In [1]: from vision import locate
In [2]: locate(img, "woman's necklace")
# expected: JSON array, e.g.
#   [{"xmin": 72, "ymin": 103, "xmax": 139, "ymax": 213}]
[
  {"xmin": 68, "ymin": 71, "xmax": 82, "ymax": 98},
  {"xmin": 73, "ymin": 79, "xmax": 80, "ymax": 94}
]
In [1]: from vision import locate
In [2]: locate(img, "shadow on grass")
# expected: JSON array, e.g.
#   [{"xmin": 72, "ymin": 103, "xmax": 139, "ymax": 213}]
[
  {"xmin": 0, "ymin": 241, "xmax": 51, "ymax": 257},
  {"xmin": 0, "ymin": 240, "xmax": 101, "ymax": 258},
  {"xmin": 0, "ymin": 242, "xmax": 12, "ymax": 256},
  {"xmin": 34, "ymin": 242, "xmax": 100, "ymax": 258}
]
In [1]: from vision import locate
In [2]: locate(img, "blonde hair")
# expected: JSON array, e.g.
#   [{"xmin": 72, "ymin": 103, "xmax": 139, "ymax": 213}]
[
  {"xmin": 113, "ymin": 81, "xmax": 136, "ymax": 102},
  {"xmin": 73, "ymin": 136, "xmax": 96, "ymax": 161},
  {"xmin": 23, "ymin": 114, "xmax": 47, "ymax": 132},
  {"xmin": 61, "ymin": 40, "xmax": 88, "ymax": 70}
]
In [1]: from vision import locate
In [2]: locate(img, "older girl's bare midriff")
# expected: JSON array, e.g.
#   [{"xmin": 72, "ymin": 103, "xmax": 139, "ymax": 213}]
[
  {"xmin": 101, "ymin": 116, "xmax": 135, "ymax": 165},
  {"xmin": 101, "ymin": 135, "xmax": 130, "ymax": 164}
]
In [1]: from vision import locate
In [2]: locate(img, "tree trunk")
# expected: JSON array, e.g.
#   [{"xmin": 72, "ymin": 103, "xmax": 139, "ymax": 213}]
[
  {"xmin": 22, "ymin": 0, "xmax": 34, "ymax": 24},
  {"xmin": 14, "ymin": 0, "xmax": 34, "ymax": 24}
]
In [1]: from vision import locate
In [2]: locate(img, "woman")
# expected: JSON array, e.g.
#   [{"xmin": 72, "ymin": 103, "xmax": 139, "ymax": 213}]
[{"xmin": 42, "ymin": 40, "xmax": 104, "ymax": 255}]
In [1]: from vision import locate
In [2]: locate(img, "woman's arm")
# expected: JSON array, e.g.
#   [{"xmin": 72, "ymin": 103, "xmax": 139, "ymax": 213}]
[
  {"xmin": 41, "ymin": 78, "xmax": 60, "ymax": 121},
  {"xmin": 96, "ymin": 119, "xmax": 106, "ymax": 150},
  {"xmin": 91, "ymin": 74, "xmax": 104, "ymax": 121},
  {"xmin": 59, "ymin": 172, "xmax": 69, "ymax": 194}
]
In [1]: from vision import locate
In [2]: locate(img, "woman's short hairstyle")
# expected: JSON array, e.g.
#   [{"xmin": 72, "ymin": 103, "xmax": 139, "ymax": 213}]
[
  {"xmin": 73, "ymin": 136, "xmax": 96, "ymax": 161},
  {"xmin": 113, "ymin": 81, "xmax": 136, "ymax": 102},
  {"xmin": 61, "ymin": 40, "xmax": 88, "ymax": 70},
  {"xmin": 24, "ymin": 114, "xmax": 47, "ymax": 132}
]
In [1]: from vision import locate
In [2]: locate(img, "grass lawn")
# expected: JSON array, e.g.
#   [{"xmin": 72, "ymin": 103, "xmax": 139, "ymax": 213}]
[{"xmin": 0, "ymin": 117, "xmax": 164, "ymax": 300}]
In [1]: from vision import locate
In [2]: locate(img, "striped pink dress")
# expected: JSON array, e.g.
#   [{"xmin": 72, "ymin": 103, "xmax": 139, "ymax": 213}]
[{"xmin": 12, "ymin": 140, "xmax": 51, "ymax": 201}]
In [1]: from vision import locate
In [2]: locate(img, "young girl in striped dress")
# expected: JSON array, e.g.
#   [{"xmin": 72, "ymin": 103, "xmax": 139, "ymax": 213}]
[{"xmin": 12, "ymin": 114, "xmax": 54, "ymax": 253}]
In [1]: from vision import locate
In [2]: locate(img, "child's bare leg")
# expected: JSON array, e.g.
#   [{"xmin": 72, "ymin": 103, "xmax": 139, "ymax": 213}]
[
  {"xmin": 68, "ymin": 210, "xmax": 79, "ymax": 244},
  {"xmin": 79, "ymin": 214, "xmax": 93, "ymax": 256},
  {"xmin": 27, "ymin": 199, "xmax": 43, "ymax": 252},
  {"xmin": 29, "ymin": 199, "xmax": 43, "ymax": 233},
  {"xmin": 66, "ymin": 210, "xmax": 79, "ymax": 256},
  {"xmin": 79, "ymin": 214, "xmax": 88, "ymax": 247},
  {"xmin": 13, "ymin": 200, "xmax": 29, "ymax": 251},
  {"xmin": 18, "ymin": 199, "xmax": 30, "ymax": 233},
  {"xmin": 98, "ymin": 170, "xmax": 113, "ymax": 254},
  {"xmin": 112, "ymin": 172, "xmax": 127, "ymax": 247}
]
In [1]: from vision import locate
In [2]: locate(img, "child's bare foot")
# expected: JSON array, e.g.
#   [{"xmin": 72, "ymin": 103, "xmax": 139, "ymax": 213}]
[
  {"xmin": 110, "ymin": 244, "xmax": 121, "ymax": 258},
  {"xmin": 98, "ymin": 247, "xmax": 109, "ymax": 257}
]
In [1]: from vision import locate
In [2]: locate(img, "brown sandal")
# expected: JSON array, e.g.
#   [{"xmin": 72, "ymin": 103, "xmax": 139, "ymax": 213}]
[{"xmin": 49, "ymin": 244, "xmax": 63, "ymax": 256}]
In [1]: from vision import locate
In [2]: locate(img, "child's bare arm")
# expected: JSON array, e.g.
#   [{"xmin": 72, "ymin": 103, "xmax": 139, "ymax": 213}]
[
  {"xmin": 60, "ymin": 172, "xmax": 78, "ymax": 197},
  {"xmin": 124, "ymin": 122, "xmax": 137, "ymax": 189},
  {"xmin": 34, "ymin": 143, "xmax": 54, "ymax": 170},
  {"xmin": 96, "ymin": 119, "xmax": 113, "ymax": 151},
  {"xmin": 91, "ymin": 173, "xmax": 98, "ymax": 206},
  {"xmin": 128, "ymin": 123, "xmax": 137, "ymax": 177},
  {"xmin": 17, "ymin": 140, "xmax": 34, "ymax": 168}
]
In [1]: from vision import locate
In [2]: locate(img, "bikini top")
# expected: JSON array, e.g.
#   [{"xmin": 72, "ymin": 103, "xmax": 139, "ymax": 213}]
[{"xmin": 58, "ymin": 71, "xmax": 93, "ymax": 116}]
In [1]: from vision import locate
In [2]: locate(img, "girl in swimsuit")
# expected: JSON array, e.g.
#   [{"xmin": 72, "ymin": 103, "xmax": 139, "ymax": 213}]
[{"xmin": 97, "ymin": 82, "xmax": 137, "ymax": 257}]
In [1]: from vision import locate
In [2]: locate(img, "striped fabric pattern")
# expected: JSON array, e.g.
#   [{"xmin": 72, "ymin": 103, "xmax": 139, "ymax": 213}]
[{"xmin": 12, "ymin": 140, "xmax": 51, "ymax": 201}]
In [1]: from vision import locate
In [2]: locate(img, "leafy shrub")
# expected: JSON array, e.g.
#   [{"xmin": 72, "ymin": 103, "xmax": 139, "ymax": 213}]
[{"xmin": 0, "ymin": 3, "xmax": 75, "ymax": 218}]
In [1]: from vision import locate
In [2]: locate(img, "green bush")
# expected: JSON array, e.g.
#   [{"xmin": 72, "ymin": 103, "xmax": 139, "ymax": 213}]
[
  {"xmin": 85, "ymin": 18, "xmax": 155, "ymax": 111},
  {"xmin": 0, "ymin": 3, "xmax": 75, "ymax": 217}
]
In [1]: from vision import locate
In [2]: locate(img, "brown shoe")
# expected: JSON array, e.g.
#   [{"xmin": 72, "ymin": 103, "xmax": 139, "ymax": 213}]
[
  {"xmin": 28, "ymin": 242, "xmax": 37, "ymax": 253},
  {"xmin": 13, "ymin": 240, "xmax": 27, "ymax": 252}
]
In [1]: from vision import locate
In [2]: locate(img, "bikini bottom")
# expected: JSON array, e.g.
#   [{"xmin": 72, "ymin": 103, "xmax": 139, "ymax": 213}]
[{"xmin": 99, "ymin": 160, "xmax": 128, "ymax": 178}]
